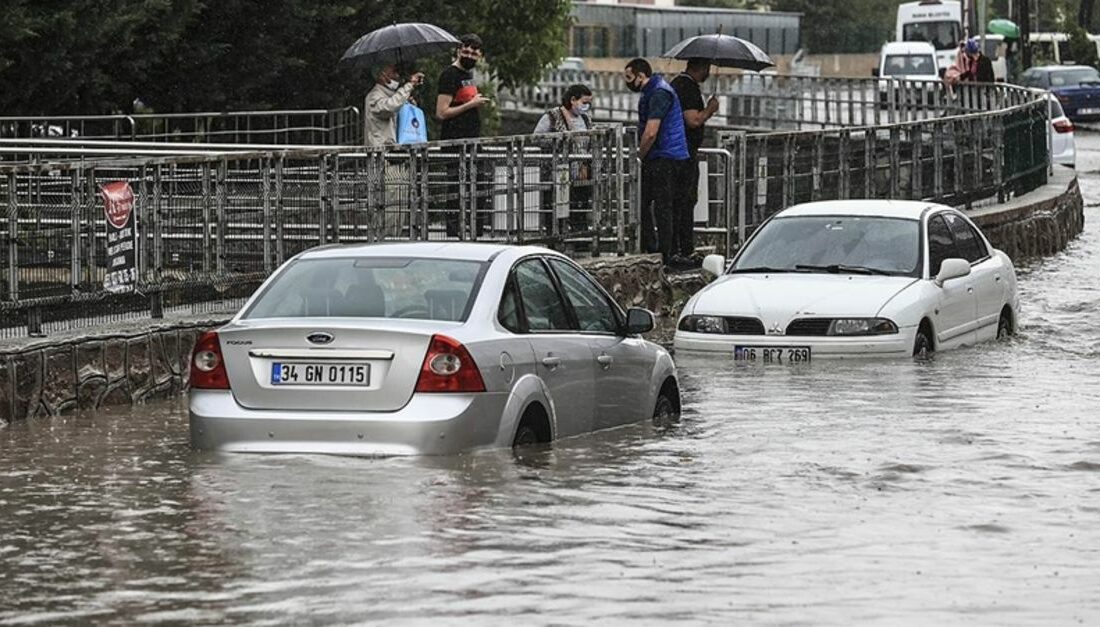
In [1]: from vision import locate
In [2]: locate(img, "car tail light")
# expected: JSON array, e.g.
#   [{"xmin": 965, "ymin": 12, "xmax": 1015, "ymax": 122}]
[
  {"xmin": 415, "ymin": 335, "xmax": 485, "ymax": 393},
  {"xmin": 1053, "ymin": 119, "xmax": 1075, "ymax": 133},
  {"xmin": 190, "ymin": 331, "xmax": 230, "ymax": 389}
]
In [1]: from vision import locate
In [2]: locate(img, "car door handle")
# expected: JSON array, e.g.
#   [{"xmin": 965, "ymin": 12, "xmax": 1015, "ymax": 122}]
[
  {"xmin": 967, "ymin": 287, "xmax": 974, "ymax": 293},
  {"xmin": 541, "ymin": 356, "xmax": 561, "ymax": 370},
  {"xmin": 596, "ymin": 354, "xmax": 614, "ymax": 369}
]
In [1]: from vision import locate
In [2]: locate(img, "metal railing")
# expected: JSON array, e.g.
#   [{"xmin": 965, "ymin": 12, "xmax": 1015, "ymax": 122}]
[
  {"xmin": 0, "ymin": 127, "xmax": 637, "ymax": 338},
  {"xmin": 499, "ymin": 70, "xmax": 1042, "ymax": 131},
  {"xmin": 0, "ymin": 72, "xmax": 1053, "ymax": 339},
  {"xmin": 0, "ymin": 108, "xmax": 361, "ymax": 147}
]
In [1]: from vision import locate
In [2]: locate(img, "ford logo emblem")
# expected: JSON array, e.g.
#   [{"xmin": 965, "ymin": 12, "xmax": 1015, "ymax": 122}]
[{"xmin": 307, "ymin": 332, "xmax": 334, "ymax": 345}]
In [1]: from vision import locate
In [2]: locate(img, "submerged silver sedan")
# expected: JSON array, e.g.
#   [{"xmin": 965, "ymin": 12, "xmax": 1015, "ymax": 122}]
[{"xmin": 189, "ymin": 242, "xmax": 679, "ymax": 456}]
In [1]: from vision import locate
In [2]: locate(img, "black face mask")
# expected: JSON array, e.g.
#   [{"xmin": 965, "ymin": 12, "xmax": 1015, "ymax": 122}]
[
  {"xmin": 625, "ymin": 78, "xmax": 642, "ymax": 93},
  {"xmin": 459, "ymin": 56, "xmax": 477, "ymax": 70}
]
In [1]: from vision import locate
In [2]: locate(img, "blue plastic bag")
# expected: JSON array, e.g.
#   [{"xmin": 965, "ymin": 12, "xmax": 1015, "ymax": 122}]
[{"xmin": 396, "ymin": 103, "xmax": 427, "ymax": 144}]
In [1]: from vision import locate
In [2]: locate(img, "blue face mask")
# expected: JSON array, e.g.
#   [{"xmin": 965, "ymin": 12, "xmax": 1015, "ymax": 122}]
[{"xmin": 573, "ymin": 102, "xmax": 591, "ymax": 114}]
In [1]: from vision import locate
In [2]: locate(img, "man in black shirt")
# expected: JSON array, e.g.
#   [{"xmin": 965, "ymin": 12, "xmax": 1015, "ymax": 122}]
[
  {"xmin": 436, "ymin": 34, "xmax": 489, "ymax": 140},
  {"xmin": 435, "ymin": 34, "xmax": 490, "ymax": 237},
  {"xmin": 670, "ymin": 58, "xmax": 719, "ymax": 266}
]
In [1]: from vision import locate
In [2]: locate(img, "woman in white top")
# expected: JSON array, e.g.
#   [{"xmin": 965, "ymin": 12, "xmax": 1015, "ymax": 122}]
[{"xmin": 534, "ymin": 84, "xmax": 593, "ymax": 133}]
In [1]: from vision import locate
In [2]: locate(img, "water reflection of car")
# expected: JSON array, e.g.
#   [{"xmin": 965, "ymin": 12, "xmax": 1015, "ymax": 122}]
[
  {"xmin": 1048, "ymin": 93, "xmax": 1076, "ymax": 167},
  {"xmin": 674, "ymin": 201, "xmax": 1019, "ymax": 360},
  {"xmin": 1020, "ymin": 65, "xmax": 1100, "ymax": 120},
  {"xmin": 874, "ymin": 42, "xmax": 942, "ymax": 106},
  {"xmin": 189, "ymin": 243, "xmax": 679, "ymax": 455}
]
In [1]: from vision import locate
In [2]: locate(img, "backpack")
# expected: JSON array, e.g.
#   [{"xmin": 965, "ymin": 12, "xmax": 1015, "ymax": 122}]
[{"xmin": 396, "ymin": 102, "xmax": 427, "ymax": 144}]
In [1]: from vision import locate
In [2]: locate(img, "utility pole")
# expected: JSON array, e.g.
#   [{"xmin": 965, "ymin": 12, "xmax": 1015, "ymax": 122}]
[{"xmin": 1018, "ymin": 0, "xmax": 1031, "ymax": 68}]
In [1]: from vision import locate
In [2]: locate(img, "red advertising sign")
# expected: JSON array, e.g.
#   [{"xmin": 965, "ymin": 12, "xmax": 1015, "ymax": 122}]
[{"xmin": 100, "ymin": 181, "xmax": 138, "ymax": 293}]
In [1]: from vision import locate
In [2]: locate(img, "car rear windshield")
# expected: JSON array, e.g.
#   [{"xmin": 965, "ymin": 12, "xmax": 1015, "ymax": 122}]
[
  {"xmin": 1049, "ymin": 68, "xmax": 1100, "ymax": 86},
  {"xmin": 882, "ymin": 54, "xmax": 937, "ymax": 76},
  {"xmin": 733, "ymin": 215, "xmax": 921, "ymax": 276},
  {"xmin": 242, "ymin": 257, "xmax": 487, "ymax": 321}
]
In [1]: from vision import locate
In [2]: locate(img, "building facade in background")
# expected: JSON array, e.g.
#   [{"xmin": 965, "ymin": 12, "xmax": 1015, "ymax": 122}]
[{"xmin": 570, "ymin": 1, "xmax": 801, "ymax": 58}]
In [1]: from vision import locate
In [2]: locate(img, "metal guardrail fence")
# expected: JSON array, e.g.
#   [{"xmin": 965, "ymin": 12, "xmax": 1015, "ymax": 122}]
[
  {"xmin": 0, "ymin": 73, "xmax": 1052, "ymax": 339},
  {"xmin": 0, "ymin": 127, "xmax": 636, "ymax": 338},
  {"xmin": 499, "ymin": 70, "xmax": 1043, "ymax": 131},
  {"xmin": 0, "ymin": 108, "xmax": 361, "ymax": 147}
]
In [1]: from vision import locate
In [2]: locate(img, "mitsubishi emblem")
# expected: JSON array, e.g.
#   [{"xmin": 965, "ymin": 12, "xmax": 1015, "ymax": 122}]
[{"xmin": 768, "ymin": 321, "xmax": 783, "ymax": 335}]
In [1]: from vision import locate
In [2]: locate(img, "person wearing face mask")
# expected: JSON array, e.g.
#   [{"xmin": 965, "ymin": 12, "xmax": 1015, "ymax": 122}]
[
  {"xmin": 364, "ymin": 63, "xmax": 424, "ymax": 147},
  {"xmin": 534, "ymin": 84, "xmax": 594, "ymax": 232},
  {"xmin": 436, "ymin": 34, "xmax": 491, "ymax": 238},
  {"xmin": 436, "ymin": 34, "xmax": 490, "ymax": 141},
  {"xmin": 669, "ymin": 58, "xmax": 720, "ymax": 268},
  {"xmin": 624, "ymin": 58, "xmax": 690, "ymax": 266}
]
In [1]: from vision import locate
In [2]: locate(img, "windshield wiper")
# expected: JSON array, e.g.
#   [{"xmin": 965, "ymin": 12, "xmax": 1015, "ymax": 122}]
[
  {"xmin": 794, "ymin": 264, "xmax": 893, "ymax": 276},
  {"xmin": 728, "ymin": 266, "xmax": 801, "ymax": 274}
]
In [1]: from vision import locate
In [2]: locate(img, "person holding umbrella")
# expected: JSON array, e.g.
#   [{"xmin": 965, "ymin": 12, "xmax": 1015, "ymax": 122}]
[
  {"xmin": 364, "ymin": 64, "xmax": 425, "ymax": 147},
  {"xmin": 670, "ymin": 58, "xmax": 720, "ymax": 266}
]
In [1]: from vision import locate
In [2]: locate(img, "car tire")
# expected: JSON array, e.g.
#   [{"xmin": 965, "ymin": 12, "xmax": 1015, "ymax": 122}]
[
  {"xmin": 653, "ymin": 390, "xmax": 680, "ymax": 428},
  {"xmin": 997, "ymin": 313, "xmax": 1013, "ymax": 339},
  {"xmin": 913, "ymin": 328, "xmax": 933, "ymax": 357},
  {"xmin": 512, "ymin": 424, "xmax": 541, "ymax": 448}
]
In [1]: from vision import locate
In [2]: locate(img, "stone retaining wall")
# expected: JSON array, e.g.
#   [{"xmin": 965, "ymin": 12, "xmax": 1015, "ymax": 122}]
[{"xmin": 0, "ymin": 175, "xmax": 1085, "ymax": 425}]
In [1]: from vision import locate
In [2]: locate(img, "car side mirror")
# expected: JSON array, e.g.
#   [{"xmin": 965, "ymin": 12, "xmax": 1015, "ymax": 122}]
[
  {"xmin": 872, "ymin": 68, "xmax": 881, "ymax": 77},
  {"xmin": 623, "ymin": 307, "xmax": 655, "ymax": 335},
  {"xmin": 935, "ymin": 258, "xmax": 971, "ymax": 286},
  {"xmin": 701, "ymin": 254, "xmax": 726, "ymax": 277}
]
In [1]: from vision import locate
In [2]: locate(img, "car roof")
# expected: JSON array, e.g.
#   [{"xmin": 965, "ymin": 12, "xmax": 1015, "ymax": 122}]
[
  {"xmin": 778, "ymin": 200, "xmax": 948, "ymax": 220},
  {"xmin": 881, "ymin": 41, "xmax": 936, "ymax": 55},
  {"xmin": 296, "ymin": 241, "xmax": 535, "ymax": 262}
]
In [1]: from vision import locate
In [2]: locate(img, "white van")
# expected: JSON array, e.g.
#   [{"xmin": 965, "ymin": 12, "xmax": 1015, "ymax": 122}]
[{"xmin": 896, "ymin": 0, "xmax": 963, "ymax": 74}]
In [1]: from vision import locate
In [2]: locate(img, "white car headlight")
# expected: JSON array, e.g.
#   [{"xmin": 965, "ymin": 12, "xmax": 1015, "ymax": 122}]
[
  {"xmin": 678, "ymin": 315, "xmax": 727, "ymax": 334},
  {"xmin": 828, "ymin": 318, "xmax": 898, "ymax": 336}
]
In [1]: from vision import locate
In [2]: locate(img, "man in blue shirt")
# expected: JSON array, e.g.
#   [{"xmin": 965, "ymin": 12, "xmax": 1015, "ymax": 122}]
[{"xmin": 624, "ymin": 58, "xmax": 691, "ymax": 266}]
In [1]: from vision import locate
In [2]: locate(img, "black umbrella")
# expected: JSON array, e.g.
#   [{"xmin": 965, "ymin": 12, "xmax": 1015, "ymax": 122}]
[
  {"xmin": 340, "ymin": 22, "xmax": 460, "ymax": 70},
  {"xmin": 662, "ymin": 34, "xmax": 774, "ymax": 72}
]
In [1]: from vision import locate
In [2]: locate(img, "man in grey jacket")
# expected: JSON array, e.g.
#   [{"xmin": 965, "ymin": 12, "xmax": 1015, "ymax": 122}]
[{"xmin": 364, "ymin": 64, "xmax": 424, "ymax": 147}]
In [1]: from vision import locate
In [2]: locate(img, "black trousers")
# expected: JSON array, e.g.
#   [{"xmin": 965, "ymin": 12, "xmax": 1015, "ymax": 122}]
[
  {"xmin": 673, "ymin": 158, "xmax": 700, "ymax": 257},
  {"xmin": 641, "ymin": 158, "xmax": 691, "ymax": 261}
]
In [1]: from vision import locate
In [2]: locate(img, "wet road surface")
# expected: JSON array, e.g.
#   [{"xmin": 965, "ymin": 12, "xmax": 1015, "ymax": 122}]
[{"xmin": 2, "ymin": 140, "xmax": 1100, "ymax": 624}]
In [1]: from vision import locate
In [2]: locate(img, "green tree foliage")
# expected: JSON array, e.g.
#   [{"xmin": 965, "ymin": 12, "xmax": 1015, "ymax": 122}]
[{"xmin": 0, "ymin": 0, "xmax": 572, "ymax": 115}]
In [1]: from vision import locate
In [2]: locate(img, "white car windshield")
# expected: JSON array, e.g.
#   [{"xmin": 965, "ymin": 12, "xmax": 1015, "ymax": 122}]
[
  {"xmin": 243, "ymin": 257, "xmax": 487, "ymax": 321},
  {"xmin": 732, "ymin": 216, "xmax": 921, "ymax": 277},
  {"xmin": 883, "ymin": 54, "xmax": 937, "ymax": 76}
]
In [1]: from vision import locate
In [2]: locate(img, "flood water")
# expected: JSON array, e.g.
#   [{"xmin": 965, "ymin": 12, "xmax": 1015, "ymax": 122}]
[{"xmin": 3, "ymin": 151, "xmax": 1100, "ymax": 624}]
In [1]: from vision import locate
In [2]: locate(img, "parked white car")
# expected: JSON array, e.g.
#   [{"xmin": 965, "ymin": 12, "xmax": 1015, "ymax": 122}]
[
  {"xmin": 674, "ymin": 201, "xmax": 1019, "ymax": 360},
  {"xmin": 874, "ymin": 41, "xmax": 942, "ymax": 106},
  {"xmin": 190, "ymin": 243, "xmax": 679, "ymax": 456},
  {"xmin": 1049, "ymin": 94, "xmax": 1076, "ymax": 167}
]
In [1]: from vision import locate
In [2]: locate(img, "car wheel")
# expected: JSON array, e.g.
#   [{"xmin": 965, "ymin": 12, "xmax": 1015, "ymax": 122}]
[
  {"xmin": 997, "ymin": 313, "xmax": 1013, "ymax": 339},
  {"xmin": 512, "ymin": 424, "xmax": 540, "ymax": 448},
  {"xmin": 913, "ymin": 328, "xmax": 933, "ymax": 357},
  {"xmin": 653, "ymin": 390, "xmax": 680, "ymax": 428}
]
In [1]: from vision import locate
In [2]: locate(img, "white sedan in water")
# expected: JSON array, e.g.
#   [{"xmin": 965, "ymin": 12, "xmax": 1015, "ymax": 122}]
[
  {"xmin": 674, "ymin": 201, "xmax": 1019, "ymax": 360},
  {"xmin": 189, "ymin": 242, "xmax": 679, "ymax": 456}
]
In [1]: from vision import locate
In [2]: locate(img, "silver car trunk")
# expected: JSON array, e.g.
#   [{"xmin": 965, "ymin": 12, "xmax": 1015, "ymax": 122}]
[{"xmin": 217, "ymin": 318, "xmax": 437, "ymax": 412}]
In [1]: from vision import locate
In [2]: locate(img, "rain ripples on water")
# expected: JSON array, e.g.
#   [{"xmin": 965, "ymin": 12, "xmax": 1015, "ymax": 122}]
[{"xmin": 3, "ymin": 190, "xmax": 1100, "ymax": 624}]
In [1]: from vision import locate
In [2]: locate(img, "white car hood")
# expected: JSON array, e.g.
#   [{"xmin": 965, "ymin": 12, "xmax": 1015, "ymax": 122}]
[{"xmin": 691, "ymin": 273, "xmax": 919, "ymax": 324}]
